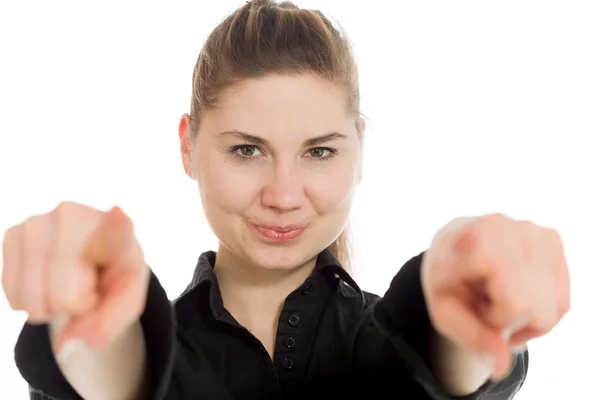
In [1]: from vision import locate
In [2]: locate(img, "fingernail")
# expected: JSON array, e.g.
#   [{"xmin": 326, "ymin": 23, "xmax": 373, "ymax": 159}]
[
  {"xmin": 502, "ymin": 317, "xmax": 529, "ymax": 340},
  {"xmin": 56, "ymin": 340, "xmax": 86, "ymax": 363},
  {"xmin": 491, "ymin": 371, "xmax": 505, "ymax": 382},
  {"xmin": 512, "ymin": 343, "xmax": 527, "ymax": 354}
]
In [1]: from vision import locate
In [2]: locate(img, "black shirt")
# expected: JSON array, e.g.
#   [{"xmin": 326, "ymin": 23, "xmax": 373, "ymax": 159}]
[{"xmin": 15, "ymin": 249, "xmax": 527, "ymax": 399}]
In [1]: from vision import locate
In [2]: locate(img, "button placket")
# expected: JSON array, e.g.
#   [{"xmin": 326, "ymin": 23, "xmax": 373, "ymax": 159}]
[
  {"xmin": 278, "ymin": 313, "xmax": 300, "ymax": 374},
  {"xmin": 278, "ymin": 277, "xmax": 318, "ymax": 376}
]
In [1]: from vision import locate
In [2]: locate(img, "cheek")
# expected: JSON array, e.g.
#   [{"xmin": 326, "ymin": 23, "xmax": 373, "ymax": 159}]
[
  {"xmin": 306, "ymin": 166, "xmax": 356, "ymax": 214},
  {"xmin": 200, "ymin": 159, "xmax": 260, "ymax": 212}
]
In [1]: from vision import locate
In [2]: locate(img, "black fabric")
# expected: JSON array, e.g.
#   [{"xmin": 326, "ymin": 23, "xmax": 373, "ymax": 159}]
[{"xmin": 15, "ymin": 249, "xmax": 527, "ymax": 399}]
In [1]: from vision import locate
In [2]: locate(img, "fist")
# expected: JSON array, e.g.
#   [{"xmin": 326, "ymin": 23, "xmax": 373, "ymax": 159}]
[
  {"xmin": 2, "ymin": 202, "xmax": 149, "ymax": 352},
  {"xmin": 422, "ymin": 213, "xmax": 570, "ymax": 379}
]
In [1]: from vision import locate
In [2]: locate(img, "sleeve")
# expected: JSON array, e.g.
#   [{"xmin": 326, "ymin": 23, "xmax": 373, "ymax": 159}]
[
  {"xmin": 14, "ymin": 269, "xmax": 177, "ymax": 400},
  {"xmin": 372, "ymin": 252, "xmax": 528, "ymax": 400}
]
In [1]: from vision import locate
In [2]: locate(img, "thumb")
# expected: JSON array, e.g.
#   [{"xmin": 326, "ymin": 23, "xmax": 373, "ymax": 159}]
[
  {"xmin": 55, "ymin": 257, "xmax": 148, "ymax": 355},
  {"xmin": 85, "ymin": 206, "xmax": 135, "ymax": 268},
  {"xmin": 431, "ymin": 296, "xmax": 511, "ymax": 378}
]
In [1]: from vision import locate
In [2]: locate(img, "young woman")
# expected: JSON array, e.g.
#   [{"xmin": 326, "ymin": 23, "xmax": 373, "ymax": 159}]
[{"xmin": 4, "ymin": 1, "xmax": 569, "ymax": 399}]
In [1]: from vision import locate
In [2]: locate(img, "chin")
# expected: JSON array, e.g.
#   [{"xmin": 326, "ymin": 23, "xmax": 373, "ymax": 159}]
[{"xmin": 245, "ymin": 243, "xmax": 316, "ymax": 271}]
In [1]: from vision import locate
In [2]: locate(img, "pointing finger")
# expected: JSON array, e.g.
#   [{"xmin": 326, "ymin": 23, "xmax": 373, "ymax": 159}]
[{"xmin": 84, "ymin": 206, "xmax": 135, "ymax": 269}]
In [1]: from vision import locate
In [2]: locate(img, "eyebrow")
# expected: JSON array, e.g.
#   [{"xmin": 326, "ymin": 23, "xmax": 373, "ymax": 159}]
[{"xmin": 218, "ymin": 130, "xmax": 348, "ymax": 147}]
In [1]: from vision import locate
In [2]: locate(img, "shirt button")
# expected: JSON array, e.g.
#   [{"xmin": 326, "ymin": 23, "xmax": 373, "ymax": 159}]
[
  {"xmin": 282, "ymin": 357, "xmax": 295, "ymax": 370},
  {"xmin": 288, "ymin": 314, "xmax": 300, "ymax": 326},
  {"xmin": 301, "ymin": 284, "xmax": 314, "ymax": 295},
  {"xmin": 284, "ymin": 336, "xmax": 296, "ymax": 349}
]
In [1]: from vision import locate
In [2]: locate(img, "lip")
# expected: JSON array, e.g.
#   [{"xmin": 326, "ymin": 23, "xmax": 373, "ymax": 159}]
[{"xmin": 248, "ymin": 222, "xmax": 308, "ymax": 243}]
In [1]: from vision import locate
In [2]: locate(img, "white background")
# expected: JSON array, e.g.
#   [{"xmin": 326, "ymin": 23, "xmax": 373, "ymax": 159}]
[{"xmin": 1, "ymin": 1, "xmax": 598, "ymax": 398}]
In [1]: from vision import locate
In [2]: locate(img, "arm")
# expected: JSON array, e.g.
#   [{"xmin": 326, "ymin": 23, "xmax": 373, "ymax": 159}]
[
  {"xmin": 429, "ymin": 330, "xmax": 530, "ymax": 397},
  {"xmin": 429, "ymin": 331, "xmax": 493, "ymax": 396},
  {"xmin": 373, "ymin": 252, "xmax": 527, "ymax": 399},
  {"xmin": 15, "ymin": 270, "xmax": 176, "ymax": 400}
]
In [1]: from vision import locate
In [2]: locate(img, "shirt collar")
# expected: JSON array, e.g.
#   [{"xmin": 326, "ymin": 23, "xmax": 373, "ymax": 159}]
[{"xmin": 173, "ymin": 247, "xmax": 364, "ymax": 319}]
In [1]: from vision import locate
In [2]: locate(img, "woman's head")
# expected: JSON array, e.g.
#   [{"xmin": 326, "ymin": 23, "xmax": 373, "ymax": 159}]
[{"xmin": 178, "ymin": 0, "xmax": 363, "ymax": 271}]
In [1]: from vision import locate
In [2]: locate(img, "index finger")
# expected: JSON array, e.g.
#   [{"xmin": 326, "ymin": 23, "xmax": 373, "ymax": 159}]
[{"xmin": 84, "ymin": 206, "xmax": 135, "ymax": 268}]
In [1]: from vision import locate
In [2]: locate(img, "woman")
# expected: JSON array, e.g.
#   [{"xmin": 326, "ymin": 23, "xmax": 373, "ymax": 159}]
[{"xmin": 4, "ymin": 1, "xmax": 569, "ymax": 399}]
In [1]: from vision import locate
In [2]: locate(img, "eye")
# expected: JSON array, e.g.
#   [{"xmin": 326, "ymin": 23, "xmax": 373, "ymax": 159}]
[
  {"xmin": 305, "ymin": 147, "xmax": 337, "ymax": 160},
  {"xmin": 237, "ymin": 145, "xmax": 259, "ymax": 157},
  {"xmin": 227, "ymin": 144, "xmax": 264, "ymax": 161},
  {"xmin": 309, "ymin": 148, "xmax": 327, "ymax": 157}
]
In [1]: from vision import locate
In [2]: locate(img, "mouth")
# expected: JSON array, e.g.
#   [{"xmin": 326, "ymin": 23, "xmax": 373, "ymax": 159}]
[{"xmin": 248, "ymin": 222, "xmax": 308, "ymax": 243}]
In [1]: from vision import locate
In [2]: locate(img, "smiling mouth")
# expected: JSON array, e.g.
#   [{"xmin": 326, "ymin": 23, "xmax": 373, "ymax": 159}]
[{"xmin": 248, "ymin": 223, "xmax": 308, "ymax": 243}]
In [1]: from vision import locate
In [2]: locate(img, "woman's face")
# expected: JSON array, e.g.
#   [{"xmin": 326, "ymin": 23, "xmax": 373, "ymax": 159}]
[{"xmin": 180, "ymin": 74, "xmax": 363, "ymax": 271}]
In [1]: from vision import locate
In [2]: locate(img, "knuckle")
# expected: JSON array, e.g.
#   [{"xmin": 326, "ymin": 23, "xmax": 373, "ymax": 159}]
[
  {"xmin": 519, "ymin": 219, "xmax": 539, "ymax": 236},
  {"xmin": 478, "ymin": 213, "xmax": 511, "ymax": 235},
  {"xmin": 453, "ymin": 225, "xmax": 480, "ymax": 253},
  {"xmin": 545, "ymin": 227, "xmax": 564, "ymax": 249},
  {"xmin": 485, "ymin": 212, "xmax": 509, "ymax": 225},
  {"xmin": 558, "ymin": 298, "xmax": 571, "ymax": 318},
  {"xmin": 2, "ymin": 224, "xmax": 19, "ymax": 246},
  {"xmin": 544, "ymin": 226, "xmax": 560, "ymax": 238},
  {"xmin": 22, "ymin": 216, "xmax": 47, "ymax": 249},
  {"xmin": 53, "ymin": 201, "xmax": 79, "ymax": 224},
  {"xmin": 52, "ymin": 203, "xmax": 66, "ymax": 223},
  {"xmin": 532, "ymin": 311, "xmax": 556, "ymax": 334}
]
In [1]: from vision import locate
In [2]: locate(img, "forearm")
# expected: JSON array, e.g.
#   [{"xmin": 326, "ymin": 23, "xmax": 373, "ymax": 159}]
[
  {"xmin": 49, "ymin": 315, "xmax": 147, "ymax": 400},
  {"xmin": 429, "ymin": 331, "xmax": 492, "ymax": 397}
]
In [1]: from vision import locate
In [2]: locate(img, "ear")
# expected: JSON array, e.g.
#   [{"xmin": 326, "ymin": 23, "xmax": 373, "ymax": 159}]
[
  {"xmin": 179, "ymin": 114, "xmax": 196, "ymax": 180},
  {"xmin": 359, "ymin": 117, "xmax": 366, "ymax": 137}
]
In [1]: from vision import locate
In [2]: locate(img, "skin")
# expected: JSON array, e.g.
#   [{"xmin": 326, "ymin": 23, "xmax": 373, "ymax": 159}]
[
  {"xmin": 1, "ymin": 74, "xmax": 569, "ymax": 399},
  {"xmin": 179, "ymin": 73, "xmax": 571, "ymax": 394},
  {"xmin": 179, "ymin": 74, "xmax": 363, "ymax": 355},
  {"xmin": 423, "ymin": 215, "xmax": 570, "ymax": 394},
  {"xmin": 3, "ymin": 205, "xmax": 149, "ymax": 400}
]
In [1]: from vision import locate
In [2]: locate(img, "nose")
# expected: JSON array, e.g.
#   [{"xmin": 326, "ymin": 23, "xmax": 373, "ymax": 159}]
[{"xmin": 261, "ymin": 162, "xmax": 305, "ymax": 212}]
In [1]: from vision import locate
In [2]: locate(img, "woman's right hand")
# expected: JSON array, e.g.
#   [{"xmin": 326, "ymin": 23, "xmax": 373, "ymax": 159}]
[{"xmin": 2, "ymin": 202, "xmax": 150, "ymax": 358}]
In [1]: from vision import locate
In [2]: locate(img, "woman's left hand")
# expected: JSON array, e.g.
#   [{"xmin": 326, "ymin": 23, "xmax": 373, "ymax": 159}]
[{"xmin": 421, "ymin": 213, "xmax": 571, "ymax": 380}]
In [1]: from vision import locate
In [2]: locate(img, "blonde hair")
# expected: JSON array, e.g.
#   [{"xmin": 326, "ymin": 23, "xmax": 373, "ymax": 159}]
[{"xmin": 188, "ymin": 0, "xmax": 360, "ymax": 270}]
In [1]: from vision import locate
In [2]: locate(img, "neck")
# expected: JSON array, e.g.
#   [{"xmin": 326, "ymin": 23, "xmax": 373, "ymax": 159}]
[{"xmin": 213, "ymin": 245, "xmax": 317, "ymax": 354}]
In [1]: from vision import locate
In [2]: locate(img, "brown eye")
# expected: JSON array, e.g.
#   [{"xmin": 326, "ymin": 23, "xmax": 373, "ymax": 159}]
[
  {"xmin": 239, "ymin": 145, "xmax": 258, "ymax": 157},
  {"xmin": 307, "ymin": 148, "xmax": 331, "ymax": 158}
]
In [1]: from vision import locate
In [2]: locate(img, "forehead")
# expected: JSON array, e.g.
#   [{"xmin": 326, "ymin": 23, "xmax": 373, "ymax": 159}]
[{"xmin": 205, "ymin": 74, "xmax": 354, "ymax": 138}]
